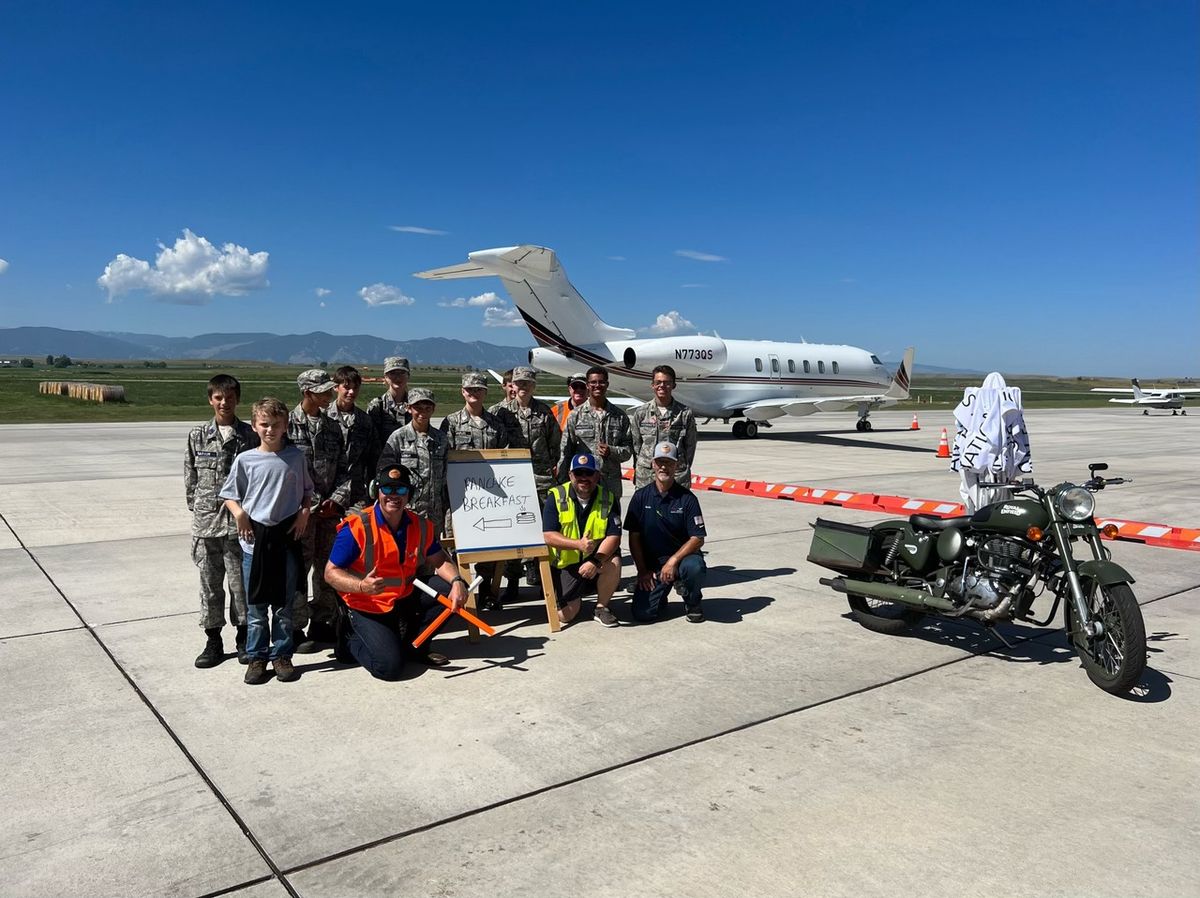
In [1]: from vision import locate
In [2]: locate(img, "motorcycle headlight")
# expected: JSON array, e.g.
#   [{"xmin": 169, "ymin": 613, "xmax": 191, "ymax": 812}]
[{"xmin": 1057, "ymin": 486, "xmax": 1095, "ymax": 522}]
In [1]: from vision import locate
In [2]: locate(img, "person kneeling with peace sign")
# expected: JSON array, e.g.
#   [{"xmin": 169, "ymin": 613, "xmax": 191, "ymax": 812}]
[{"xmin": 324, "ymin": 464, "xmax": 468, "ymax": 680}]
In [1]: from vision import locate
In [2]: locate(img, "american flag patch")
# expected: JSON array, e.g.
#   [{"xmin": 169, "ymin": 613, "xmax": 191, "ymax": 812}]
[{"xmin": 694, "ymin": 515, "xmax": 704, "ymax": 526}]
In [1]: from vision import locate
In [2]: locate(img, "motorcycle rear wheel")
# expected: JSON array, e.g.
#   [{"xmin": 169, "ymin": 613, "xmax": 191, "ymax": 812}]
[
  {"xmin": 1065, "ymin": 582, "xmax": 1147, "ymax": 694},
  {"xmin": 847, "ymin": 593, "xmax": 924, "ymax": 635}
]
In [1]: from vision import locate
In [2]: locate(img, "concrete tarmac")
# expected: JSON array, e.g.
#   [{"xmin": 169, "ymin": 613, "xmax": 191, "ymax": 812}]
[{"xmin": 1, "ymin": 409, "xmax": 1197, "ymax": 897}]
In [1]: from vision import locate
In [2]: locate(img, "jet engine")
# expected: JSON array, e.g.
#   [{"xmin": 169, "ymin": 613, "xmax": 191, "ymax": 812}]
[{"xmin": 616, "ymin": 336, "xmax": 728, "ymax": 378}]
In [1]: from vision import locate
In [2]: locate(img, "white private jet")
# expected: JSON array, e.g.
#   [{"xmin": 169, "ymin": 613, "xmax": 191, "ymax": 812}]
[
  {"xmin": 416, "ymin": 245, "xmax": 914, "ymax": 438},
  {"xmin": 1091, "ymin": 378, "xmax": 1199, "ymax": 415}
]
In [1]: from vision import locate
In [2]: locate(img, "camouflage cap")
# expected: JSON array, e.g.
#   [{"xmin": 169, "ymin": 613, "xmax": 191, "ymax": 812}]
[
  {"xmin": 461, "ymin": 372, "xmax": 489, "ymax": 389},
  {"xmin": 407, "ymin": 387, "xmax": 435, "ymax": 405},
  {"xmin": 568, "ymin": 372, "xmax": 587, "ymax": 386},
  {"xmin": 297, "ymin": 368, "xmax": 336, "ymax": 393},
  {"xmin": 383, "ymin": 356, "xmax": 411, "ymax": 375},
  {"xmin": 512, "ymin": 365, "xmax": 537, "ymax": 383}
]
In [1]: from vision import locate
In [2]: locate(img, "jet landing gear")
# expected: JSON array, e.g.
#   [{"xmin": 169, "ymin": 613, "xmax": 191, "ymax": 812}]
[
  {"xmin": 732, "ymin": 420, "xmax": 763, "ymax": 439},
  {"xmin": 855, "ymin": 417, "xmax": 873, "ymax": 432}
]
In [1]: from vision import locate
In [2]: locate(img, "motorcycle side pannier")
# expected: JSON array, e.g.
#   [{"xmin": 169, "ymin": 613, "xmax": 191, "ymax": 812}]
[{"xmin": 807, "ymin": 518, "xmax": 890, "ymax": 574}]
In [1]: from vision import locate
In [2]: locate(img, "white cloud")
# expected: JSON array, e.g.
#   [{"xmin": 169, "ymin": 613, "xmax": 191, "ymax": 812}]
[
  {"xmin": 675, "ymin": 249, "xmax": 728, "ymax": 263},
  {"xmin": 438, "ymin": 291, "xmax": 503, "ymax": 308},
  {"xmin": 388, "ymin": 225, "xmax": 449, "ymax": 235},
  {"xmin": 680, "ymin": 283, "xmax": 707, "ymax": 289},
  {"xmin": 359, "ymin": 283, "xmax": 416, "ymax": 307},
  {"xmin": 319, "ymin": 301, "xmax": 327, "ymax": 308},
  {"xmin": 483, "ymin": 303, "xmax": 525, "ymax": 328},
  {"xmin": 315, "ymin": 287, "xmax": 332, "ymax": 297},
  {"xmin": 638, "ymin": 310, "xmax": 697, "ymax": 336},
  {"xmin": 0, "ymin": 259, "xmax": 9, "ymax": 274},
  {"xmin": 97, "ymin": 229, "xmax": 269, "ymax": 303},
  {"xmin": 607, "ymin": 255, "xmax": 626, "ymax": 262}
]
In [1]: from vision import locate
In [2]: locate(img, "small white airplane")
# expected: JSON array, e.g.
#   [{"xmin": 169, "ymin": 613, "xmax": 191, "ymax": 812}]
[
  {"xmin": 1091, "ymin": 378, "xmax": 1199, "ymax": 415},
  {"xmin": 416, "ymin": 245, "xmax": 913, "ymax": 438}
]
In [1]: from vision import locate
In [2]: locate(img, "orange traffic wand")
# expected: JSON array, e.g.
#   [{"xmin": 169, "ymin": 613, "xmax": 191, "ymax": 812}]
[{"xmin": 410, "ymin": 576, "xmax": 494, "ymax": 648}]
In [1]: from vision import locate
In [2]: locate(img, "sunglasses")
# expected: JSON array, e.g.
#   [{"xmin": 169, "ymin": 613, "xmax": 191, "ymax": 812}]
[
  {"xmin": 379, "ymin": 485, "xmax": 410, "ymax": 496},
  {"xmin": 571, "ymin": 469, "xmax": 598, "ymax": 478}
]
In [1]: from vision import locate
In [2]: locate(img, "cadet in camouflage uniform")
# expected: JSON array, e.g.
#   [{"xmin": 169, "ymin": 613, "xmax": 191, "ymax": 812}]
[
  {"xmin": 491, "ymin": 366, "xmax": 561, "ymax": 593},
  {"xmin": 289, "ymin": 368, "xmax": 353, "ymax": 649},
  {"xmin": 559, "ymin": 366, "xmax": 634, "ymax": 500},
  {"xmin": 630, "ymin": 364, "xmax": 698, "ymax": 490},
  {"xmin": 328, "ymin": 365, "xmax": 380, "ymax": 511},
  {"xmin": 378, "ymin": 387, "xmax": 447, "ymax": 529},
  {"xmin": 441, "ymin": 371, "xmax": 510, "ymax": 607},
  {"xmin": 366, "ymin": 356, "xmax": 411, "ymax": 446},
  {"xmin": 186, "ymin": 374, "xmax": 258, "ymax": 668}
]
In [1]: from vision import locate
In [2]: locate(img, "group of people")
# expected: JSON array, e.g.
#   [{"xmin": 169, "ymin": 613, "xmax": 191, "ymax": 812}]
[{"xmin": 185, "ymin": 357, "xmax": 708, "ymax": 685}]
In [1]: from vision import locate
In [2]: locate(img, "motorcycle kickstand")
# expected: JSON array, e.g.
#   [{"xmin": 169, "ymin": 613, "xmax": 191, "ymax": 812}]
[{"xmin": 986, "ymin": 624, "xmax": 1015, "ymax": 649}]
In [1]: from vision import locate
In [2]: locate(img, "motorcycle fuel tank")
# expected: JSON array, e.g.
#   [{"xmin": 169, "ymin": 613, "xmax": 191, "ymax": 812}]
[{"xmin": 970, "ymin": 498, "xmax": 1049, "ymax": 535}]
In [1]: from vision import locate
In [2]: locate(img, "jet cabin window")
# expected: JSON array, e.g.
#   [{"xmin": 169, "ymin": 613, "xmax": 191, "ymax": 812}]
[
  {"xmin": 818, "ymin": 361, "xmax": 825, "ymax": 374},
  {"xmin": 788, "ymin": 359, "xmax": 795, "ymax": 373},
  {"xmin": 803, "ymin": 360, "xmax": 811, "ymax": 374},
  {"xmin": 755, "ymin": 358, "xmax": 763, "ymax": 372},
  {"xmin": 832, "ymin": 361, "xmax": 840, "ymax": 374},
  {"xmin": 771, "ymin": 358, "xmax": 780, "ymax": 374}
]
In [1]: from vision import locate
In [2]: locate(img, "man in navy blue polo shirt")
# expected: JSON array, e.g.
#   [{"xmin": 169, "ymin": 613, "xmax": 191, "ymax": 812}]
[{"xmin": 624, "ymin": 441, "xmax": 708, "ymax": 623}]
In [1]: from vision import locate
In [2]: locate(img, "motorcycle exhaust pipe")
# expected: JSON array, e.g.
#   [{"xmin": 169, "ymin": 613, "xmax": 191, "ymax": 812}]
[{"xmin": 820, "ymin": 576, "xmax": 956, "ymax": 612}]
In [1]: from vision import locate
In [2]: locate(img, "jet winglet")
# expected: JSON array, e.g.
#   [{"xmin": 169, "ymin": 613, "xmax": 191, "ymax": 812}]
[{"xmin": 884, "ymin": 347, "xmax": 915, "ymax": 400}]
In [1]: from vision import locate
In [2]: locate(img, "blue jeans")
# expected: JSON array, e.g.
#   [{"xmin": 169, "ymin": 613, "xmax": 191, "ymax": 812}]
[
  {"xmin": 632, "ymin": 554, "xmax": 706, "ymax": 622},
  {"xmin": 242, "ymin": 550, "xmax": 299, "ymax": 660}
]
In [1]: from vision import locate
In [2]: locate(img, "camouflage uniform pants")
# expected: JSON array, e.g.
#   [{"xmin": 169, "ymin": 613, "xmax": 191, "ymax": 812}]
[
  {"xmin": 192, "ymin": 536, "xmax": 247, "ymax": 630},
  {"xmin": 296, "ymin": 515, "xmax": 341, "ymax": 629}
]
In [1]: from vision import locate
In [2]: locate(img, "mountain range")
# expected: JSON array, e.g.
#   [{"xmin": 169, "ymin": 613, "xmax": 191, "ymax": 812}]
[{"xmin": 0, "ymin": 327, "xmax": 530, "ymax": 369}]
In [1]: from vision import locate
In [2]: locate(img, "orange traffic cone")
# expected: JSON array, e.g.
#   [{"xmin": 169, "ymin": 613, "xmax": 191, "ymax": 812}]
[
  {"xmin": 910, "ymin": 414, "xmax": 920, "ymax": 431},
  {"xmin": 936, "ymin": 428, "xmax": 950, "ymax": 458}
]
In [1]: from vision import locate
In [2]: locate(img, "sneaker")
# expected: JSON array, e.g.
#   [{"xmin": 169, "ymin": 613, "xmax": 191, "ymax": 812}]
[
  {"xmin": 244, "ymin": 659, "xmax": 270, "ymax": 685},
  {"xmin": 595, "ymin": 605, "xmax": 619, "ymax": 628},
  {"xmin": 273, "ymin": 657, "xmax": 299, "ymax": 682},
  {"xmin": 686, "ymin": 609, "xmax": 705, "ymax": 623},
  {"xmin": 193, "ymin": 634, "xmax": 224, "ymax": 669}
]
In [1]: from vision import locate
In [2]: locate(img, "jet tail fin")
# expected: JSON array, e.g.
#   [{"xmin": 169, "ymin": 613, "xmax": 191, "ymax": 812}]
[
  {"xmin": 884, "ymin": 347, "xmax": 915, "ymax": 400},
  {"xmin": 415, "ymin": 245, "xmax": 635, "ymax": 347}
]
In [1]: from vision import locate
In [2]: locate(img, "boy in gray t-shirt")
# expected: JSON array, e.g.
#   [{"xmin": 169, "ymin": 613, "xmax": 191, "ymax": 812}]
[{"xmin": 220, "ymin": 398, "xmax": 313, "ymax": 685}]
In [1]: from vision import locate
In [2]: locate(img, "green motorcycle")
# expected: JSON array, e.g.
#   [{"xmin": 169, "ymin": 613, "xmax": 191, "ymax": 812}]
[{"xmin": 808, "ymin": 463, "xmax": 1147, "ymax": 695}]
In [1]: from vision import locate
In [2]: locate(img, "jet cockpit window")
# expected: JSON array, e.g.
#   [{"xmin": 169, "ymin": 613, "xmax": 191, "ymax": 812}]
[
  {"xmin": 788, "ymin": 359, "xmax": 795, "ymax": 373},
  {"xmin": 818, "ymin": 360, "xmax": 826, "ymax": 374},
  {"xmin": 832, "ymin": 361, "xmax": 840, "ymax": 374},
  {"xmin": 803, "ymin": 360, "xmax": 811, "ymax": 373},
  {"xmin": 870, "ymin": 355, "xmax": 883, "ymax": 365},
  {"xmin": 755, "ymin": 358, "xmax": 763, "ymax": 372}
]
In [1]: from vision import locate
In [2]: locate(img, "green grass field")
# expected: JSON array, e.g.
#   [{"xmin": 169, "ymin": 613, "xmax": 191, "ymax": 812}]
[{"xmin": 0, "ymin": 361, "xmax": 1181, "ymax": 424}]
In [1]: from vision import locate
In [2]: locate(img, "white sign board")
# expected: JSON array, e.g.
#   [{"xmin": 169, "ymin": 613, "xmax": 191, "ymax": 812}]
[{"xmin": 446, "ymin": 450, "xmax": 546, "ymax": 555}]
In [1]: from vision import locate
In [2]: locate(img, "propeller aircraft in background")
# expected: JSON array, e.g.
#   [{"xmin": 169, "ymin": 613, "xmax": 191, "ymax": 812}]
[{"xmin": 1091, "ymin": 378, "xmax": 1199, "ymax": 415}]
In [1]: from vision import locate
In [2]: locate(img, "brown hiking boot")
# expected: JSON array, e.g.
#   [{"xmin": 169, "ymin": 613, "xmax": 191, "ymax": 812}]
[
  {"xmin": 244, "ymin": 659, "xmax": 270, "ymax": 685},
  {"xmin": 273, "ymin": 657, "xmax": 299, "ymax": 682}
]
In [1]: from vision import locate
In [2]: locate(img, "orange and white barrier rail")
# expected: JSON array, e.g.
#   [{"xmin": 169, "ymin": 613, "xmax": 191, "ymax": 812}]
[{"xmin": 621, "ymin": 468, "xmax": 1200, "ymax": 552}]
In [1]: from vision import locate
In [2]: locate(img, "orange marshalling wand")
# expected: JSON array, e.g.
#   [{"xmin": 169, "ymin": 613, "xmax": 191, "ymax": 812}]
[{"xmin": 411, "ymin": 576, "xmax": 494, "ymax": 648}]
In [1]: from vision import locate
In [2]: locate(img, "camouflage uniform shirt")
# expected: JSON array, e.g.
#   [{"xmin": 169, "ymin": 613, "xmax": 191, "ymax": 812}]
[
  {"xmin": 378, "ymin": 423, "xmax": 448, "ymax": 524},
  {"xmin": 630, "ymin": 398, "xmax": 698, "ymax": 489},
  {"xmin": 490, "ymin": 397, "xmax": 562, "ymax": 496},
  {"xmin": 366, "ymin": 392, "xmax": 410, "ymax": 446},
  {"xmin": 288, "ymin": 404, "xmax": 353, "ymax": 509},
  {"xmin": 327, "ymin": 404, "xmax": 380, "ymax": 507},
  {"xmin": 440, "ymin": 407, "xmax": 510, "ymax": 450},
  {"xmin": 185, "ymin": 417, "xmax": 258, "ymax": 537},
  {"xmin": 559, "ymin": 401, "xmax": 634, "ymax": 498}
]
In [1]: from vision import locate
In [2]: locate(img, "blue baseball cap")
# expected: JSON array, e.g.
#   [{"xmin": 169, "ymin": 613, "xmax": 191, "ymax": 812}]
[{"xmin": 570, "ymin": 452, "xmax": 598, "ymax": 473}]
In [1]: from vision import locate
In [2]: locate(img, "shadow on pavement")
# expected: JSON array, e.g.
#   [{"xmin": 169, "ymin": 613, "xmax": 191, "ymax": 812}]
[{"xmin": 705, "ymin": 564, "xmax": 797, "ymax": 588}]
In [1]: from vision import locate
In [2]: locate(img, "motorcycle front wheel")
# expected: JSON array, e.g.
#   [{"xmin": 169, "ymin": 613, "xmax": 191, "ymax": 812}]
[
  {"xmin": 1065, "ymin": 582, "xmax": 1147, "ymax": 694},
  {"xmin": 847, "ymin": 592, "xmax": 924, "ymax": 635}
]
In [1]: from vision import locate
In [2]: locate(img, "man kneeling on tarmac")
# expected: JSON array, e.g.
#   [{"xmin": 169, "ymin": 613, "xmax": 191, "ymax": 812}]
[
  {"xmin": 324, "ymin": 464, "xmax": 468, "ymax": 679},
  {"xmin": 542, "ymin": 452, "xmax": 623, "ymax": 627}
]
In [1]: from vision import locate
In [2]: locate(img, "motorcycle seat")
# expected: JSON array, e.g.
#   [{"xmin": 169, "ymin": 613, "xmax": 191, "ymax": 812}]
[{"xmin": 909, "ymin": 515, "xmax": 972, "ymax": 531}]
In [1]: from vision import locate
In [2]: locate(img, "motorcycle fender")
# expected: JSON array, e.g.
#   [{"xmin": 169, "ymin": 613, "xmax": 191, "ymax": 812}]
[{"xmin": 1077, "ymin": 559, "xmax": 1135, "ymax": 587}]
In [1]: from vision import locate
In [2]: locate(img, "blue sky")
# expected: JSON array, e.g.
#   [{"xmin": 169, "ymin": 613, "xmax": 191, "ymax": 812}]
[{"xmin": 0, "ymin": 1, "xmax": 1195, "ymax": 375}]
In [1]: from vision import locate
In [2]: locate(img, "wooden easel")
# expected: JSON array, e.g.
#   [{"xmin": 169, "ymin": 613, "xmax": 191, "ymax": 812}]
[{"xmin": 445, "ymin": 448, "xmax": 561, "ymax": 639}]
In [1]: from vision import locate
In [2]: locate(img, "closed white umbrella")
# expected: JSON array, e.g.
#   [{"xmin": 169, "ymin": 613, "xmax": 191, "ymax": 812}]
[{"xmin": 949, "ymin": 372, "xmax": 1033, "ymax": 513}]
